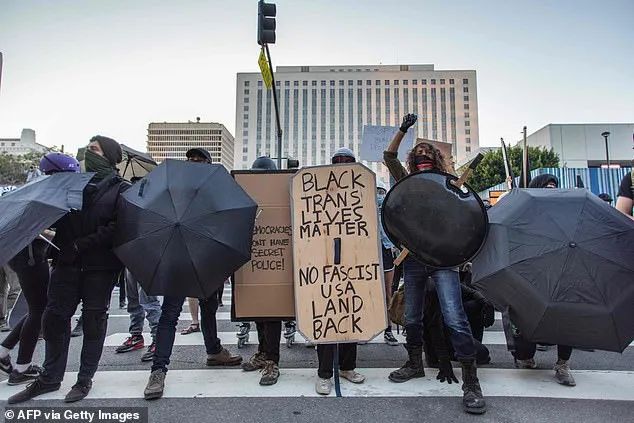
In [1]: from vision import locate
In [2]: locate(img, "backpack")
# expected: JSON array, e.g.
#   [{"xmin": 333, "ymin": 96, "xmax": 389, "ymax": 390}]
[{"xmin": 388, "ymin": 284, "xmax": 406, "ymax": 326}]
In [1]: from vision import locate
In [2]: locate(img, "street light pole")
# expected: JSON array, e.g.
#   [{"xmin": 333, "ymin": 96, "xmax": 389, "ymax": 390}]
[{"xmin": 601, "ymin": 131, "xmax": 611, "ymax": 168}]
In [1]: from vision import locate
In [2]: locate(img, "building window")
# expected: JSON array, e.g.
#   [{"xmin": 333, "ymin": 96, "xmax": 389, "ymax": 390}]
[
  {"xmin": 303, "ymin": 81, "xmax": 308, "ymax": 86},
  {"xmin": 321, "ymin": 80, "xmax": 326, "ymax": 86},
  {"xmin": 243, "ymin": 106, "xmax": 249, "ymax": 111},
  {"xmin": 440, "ymin": 79, "xmax": 445, "ymax": 84},
  {"xmin": 357, "ymin": 80, "xmax": 362, "ymax": 85},
  {"xmin": 431, "ymin": 79, "xmax": 436, "ymax": 85},
  {"xmin": 464, "ymin": 96, "xmax": 469, "ymax": 101},
  {"xmin": 463, "ymin": 78, "xmax": 469, "ymax": 84},
  {"xmin": 292, "ymin": 81, "xmax": 297, "ymax": 86},
  {"xmin": 464, "ymin": 104, "xmax": 470, "ymax": 110},
  {"xmin": 385, "ymin": 80, "xmax": 390, "ymax": 85},
  {"xmin": 465, "ymin": 121, "xmax": 470, "ymax": 127},
  {"xmin": 244, "ymin": 89, "xmax": 249, "ymax": 95},
  {"xmin": 330, "ymin": 80, "xmax": 335, "ymax": 86},
  {"xmin": 375, "ymin": 80, "xmax": 380, "ymax": 85},
  {"xmin": 394, "ymin": 80, "xmax": 399, "ymax": 85},
  {"xmin": 403, "ymin": 80, "xmax": 408, "ymax": 85},
  {"xmin": 463, "ymin": 87, "xmax": 469, "ymax": 93},
  {"xmin": 466, "ymin": 137, "xmax": 471, "ymax": 144},
  {"xmin": 258, "ymin": 81, "xmax": 262, "ymax": 87},
  {"xmin": 412, "ymin": 79, "xmax": 417, "ymax": 85},
  {"xmin": 449, "ymin": 79, "xmax": 454, "ymax": 84},
  {"xmin": 422, "ymin": 79, "xmax": 427, "ymax": 85},
  {"xmin": 244, "ymin": 81, "xmax": 250, "ymax": 87},
  {"xmin": 243, "ymin": 114, "xmax": 248, "ymax": 120},
  {"xmin": 366, "ymin": 80, "xmax": 372, "ymax": 85},
  {"xmin": 348, "ymin": 80, "xmax": 353, "ymax": 86},
  {"xmin": 464, "ymin": 112, "xmax": 470, "ymax": 118},
  {"xmin": 465, "ymin": 129, "xmax": 471, "ymax": 134},
  {"xmin": 312, "ymin": 81, "xmax": 317, "ymax": 86},
  {"xmin": 243, "ymin": 97, "xmax": 249, "ymax": 103}
]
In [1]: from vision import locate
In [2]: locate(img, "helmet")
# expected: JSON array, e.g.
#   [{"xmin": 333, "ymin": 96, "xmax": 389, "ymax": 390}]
[
  {"xmin": 251, "ymin": 156, "xmax": 277, "ymax": 170},
  {"xmin": 331, "ymin": 147, "xmax": 356, "ymax": 164},
  {"xmin": 39, "ymin": 153, "xmax": 80, "ymax": 175}
]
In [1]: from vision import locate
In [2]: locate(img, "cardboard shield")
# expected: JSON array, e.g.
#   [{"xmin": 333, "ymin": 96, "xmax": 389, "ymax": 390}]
[
  {"xmin": 291, "ymin": 163, "xmax": 388, "ymax": 344},
  {"xmin": 232, "ymin": 170, "xmax": 296, "ymax": 320},
  {"xmin": 382, "ymin": 170, "xmax": 488, "ymax": 268}
]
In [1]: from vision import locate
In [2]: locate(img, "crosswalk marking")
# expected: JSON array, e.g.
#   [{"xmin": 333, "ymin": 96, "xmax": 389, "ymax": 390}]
[{"xmin": 0, "ymin": 368, "xmax": 632, "ymax": 401}]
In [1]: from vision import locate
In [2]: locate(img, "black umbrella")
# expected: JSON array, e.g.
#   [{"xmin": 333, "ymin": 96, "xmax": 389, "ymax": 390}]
[
  {"xmin": 113, "ymin": 159, "xmax": 258, "ymax": 298},
  {"xmin": 472, "ymin": 188, "xmax": 634, "ymax": 352},
  {"xmin": 382, "ymin": 170, "xmax": 489, "ymax": 268},
  {"xmin": 0, "ymin": 172, "xmax": 94, "ymax": 266},
  {"xmin": 118, "ymin": 144, "xmax": 157, "ymax": 181}
]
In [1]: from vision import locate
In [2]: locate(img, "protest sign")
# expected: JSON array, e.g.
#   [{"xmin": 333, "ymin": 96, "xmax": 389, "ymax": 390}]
[
  {"xmin": 232, "ymin": 170, "xmax": 296, "ymax": 320},
  {"xmin": 291, "ymin": 163, "xmax": 387, "ymax": 343},
  {"xmin": 360, "ymin": 125, "xmax": 414, "ymax": 162}
]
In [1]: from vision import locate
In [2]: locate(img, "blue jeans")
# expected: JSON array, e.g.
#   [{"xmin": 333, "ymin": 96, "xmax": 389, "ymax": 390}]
[
  {"xmin": 152, "ymin": 293, "xmax": 222, "ymax": 373},
  {"xmin": 403, "ymin": 258, "xmax": 476, "ymax": 360},
  {"xmin": 125, "ymin": 270, "xmax": 161, "ymax": 340}
]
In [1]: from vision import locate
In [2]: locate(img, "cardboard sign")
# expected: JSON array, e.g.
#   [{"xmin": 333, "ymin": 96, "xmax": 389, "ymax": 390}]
[
  {"xmin": 360, "ymin": 125, "xmax": 415, "ymax": 162},
  {"xmin": 232, "ymin": 170, "xmax": 296, "ymax": 320},
  {"xmin": 291, "ymin": 163, "xmax": 388, "ymax": 343}
]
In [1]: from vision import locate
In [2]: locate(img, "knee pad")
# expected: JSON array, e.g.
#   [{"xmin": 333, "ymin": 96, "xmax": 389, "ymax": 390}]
[{"xmin": 82, "ymin": 311, "xmax": 108, "ymax": 341}]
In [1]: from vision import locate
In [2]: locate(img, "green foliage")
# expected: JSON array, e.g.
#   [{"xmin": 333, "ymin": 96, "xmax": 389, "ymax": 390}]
[
  {"xmin": 464, "ymin": 145, "xmax": 559, "ymax": 192},
  {"xmin": 0, "ymin": 152, "xmax": 42, "ymax": 185}
]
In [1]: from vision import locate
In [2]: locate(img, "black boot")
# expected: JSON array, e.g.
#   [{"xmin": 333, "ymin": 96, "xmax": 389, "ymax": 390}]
[
  {"xmin": 460, "ymin": 359, "xmax": 487, "ymax": 414},
  {"xmin": 389, "ymin": 344, "xmax": 425, "ymax": 383}
]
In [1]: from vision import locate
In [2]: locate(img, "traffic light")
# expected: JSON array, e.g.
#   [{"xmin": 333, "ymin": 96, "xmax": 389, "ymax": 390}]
[{"xmin": 258, "ymin": 0, "xmax": 276, "ymax": 45}]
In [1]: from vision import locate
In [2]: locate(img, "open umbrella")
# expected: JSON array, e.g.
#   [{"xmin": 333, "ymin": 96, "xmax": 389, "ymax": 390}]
[
  {"xmin": 472, "ymin": 188, "xmax": 634, "ymax": 352},
  {"xmin": 113, "ymin": 159, "xmax": 257, "ymax": 298},
  {"xmin": 0, "ymin": 172, "xmax": 94, "ymax": 266}
]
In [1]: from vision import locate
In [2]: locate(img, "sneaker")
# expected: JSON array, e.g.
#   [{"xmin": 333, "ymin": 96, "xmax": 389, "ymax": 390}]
[
  {"xmin": 64, "ymin": 379, "xmax": 92, "ymax": 403},
  {"xmin": 8, "ymin": 365, "xmax": 42, "ymax": 386},
  {"xmin": 340, "ymin": 370, "xmax": 365, "ymax": 384},
  {"xmin": 0, "ymin": 322, "xmax": 11, "ymax": 332},
  {"xmin": 259, "ymin": 360, "xmax": 280, "ymax": 386},
  {"xmin": 514, "ymin": 358, "xmax": 537, "ymax": 369},
  {"xmin": 206, "ymin": 347, "xmax": 242, "ymax": 366},
  {"xmin": 554, "ymin": 360, "xmax": 576, "ymax": 386},
  {"xmin": 315, "ymin": 377, "xmax": 332, "ymax": 395},
  {"xmin": 116, "ymin": 335, "xmax": 145, "ymax": 353},
  {"xmin": 70, "ymin": 319, "xmax": 83, "ymax": 337},
  {"xmin": 8, "ymin": 379, "xmax": 61, "ymax": 404},
  {"xmin": 241, "ymin": 352, "xmax": 266, "ymax": 372},
  {"xmin": 0, "ymin": 354, "xmax": 13, "ymax": 375},
  {"xmin": 144, "ymin": 369, "xmax": 166, "ymax": 400},
  {"xmin": 141, "ymin": 343, "xmax": 156, "ymax": 362},
  {"xmin": 384, "ymin": 330, "xmax": 399, "ymax": 346}
]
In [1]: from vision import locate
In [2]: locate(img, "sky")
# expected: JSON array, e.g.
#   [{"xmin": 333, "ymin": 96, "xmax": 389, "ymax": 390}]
[{"xmin": 1, "ymin": 0, "xmax": 633, "ymax": 155}]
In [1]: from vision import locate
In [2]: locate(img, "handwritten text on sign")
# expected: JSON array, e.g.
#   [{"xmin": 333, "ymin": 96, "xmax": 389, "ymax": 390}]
[{"xmin": 291, "ymin": 164, "xmax": 387, "ymax": 343}]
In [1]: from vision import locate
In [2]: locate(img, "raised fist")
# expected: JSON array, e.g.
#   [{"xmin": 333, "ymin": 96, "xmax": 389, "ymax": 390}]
[{"xmin": 399, "ymin": 114, "xmax": 418, "ymax": 133}]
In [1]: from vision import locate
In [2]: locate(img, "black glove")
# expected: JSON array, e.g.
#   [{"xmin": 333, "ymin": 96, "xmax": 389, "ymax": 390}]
[
  {"xmin": 436, "ymin": 361, "xmax": 458, "ymax": 384},
  {"xmin": 399, "ymin": 113, "xmax": 417, "ymax": 133},
  {"xmin": 482, "ymin": 302, "xmax": 495, "ymax": 328}
]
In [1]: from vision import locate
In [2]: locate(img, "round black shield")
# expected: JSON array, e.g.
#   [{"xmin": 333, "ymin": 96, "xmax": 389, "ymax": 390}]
[{"xmin": 382, "ymin": 170, "xmax": 489, "ymax": 269}]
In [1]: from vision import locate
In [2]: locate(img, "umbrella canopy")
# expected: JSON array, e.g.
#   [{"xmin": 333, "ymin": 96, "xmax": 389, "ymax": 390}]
[
  {"xmin": 472, "ymin": 188, "xmax": 634, "ymax": 352},
  {"xmin": 113, "ymin": 159, "xmax": 258, "ymax": 298},
  {"xmin": 77, "ymin": 145, "xmax": 157, "ymax": 181},
  {"xmin": 382, "ymin": 170, "xmax": 489, "ymax": 268},
  {"xmin": 0, "ymin": 172, "xmax": 94, "ymax": 266}
]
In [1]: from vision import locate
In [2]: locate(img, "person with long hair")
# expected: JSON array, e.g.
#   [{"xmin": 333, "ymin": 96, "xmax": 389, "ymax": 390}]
[{"xmin": 382, "ymin": 114, "xmax": 486, "ymax": 415}]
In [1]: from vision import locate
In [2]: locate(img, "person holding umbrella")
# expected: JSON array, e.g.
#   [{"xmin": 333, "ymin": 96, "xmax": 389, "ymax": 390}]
[
  {"xmin": 505, "ymin": 174, "xmax": 576, "ymax": 386},
  {"xmin": 382, "ymin": 114, "xmax": 487, "ymax": 415},
  {"xmin": 0, "ymin": 153, "xmax": 80, "ymax": 385},
  {"xmin": 615, "ymin": 170, "xmax": 634, "ymax": 219},
  {"xmin": 9, "ymin": 136, "xmax": 130, "ymax": 404},
  {"xmin": 143, "ymin": 148, "xmax": 243, "ymax": 401}
]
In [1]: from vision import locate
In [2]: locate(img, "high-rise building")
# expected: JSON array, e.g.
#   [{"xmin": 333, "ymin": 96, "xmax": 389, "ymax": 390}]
[
  {"xmin": 146, "ymin": 119, "xmax": 234, "ymax": 169},
  {"xmin": 235, "ymin": 64, "xmax": 478, "ymax": 171},
  {"xmin": 0, "ymin": 129, "xmax": 49, "ymax": 156}
]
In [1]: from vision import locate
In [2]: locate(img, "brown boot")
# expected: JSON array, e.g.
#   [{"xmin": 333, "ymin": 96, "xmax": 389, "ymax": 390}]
[
  {"xmin": 206, "ymin": 347, "xmax": 243, "ymax": 366},
  {"xmin": 389, "ymin": 344, "xmax": 425, "ymax": 383}
]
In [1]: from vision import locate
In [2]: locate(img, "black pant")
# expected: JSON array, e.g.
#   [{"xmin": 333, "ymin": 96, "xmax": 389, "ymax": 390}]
[
  {"xmin": 513, "ymin": 335, "xmax": 573, "ymax": 361},
  {"xmin": 1, "ymin": 260, "xmax": 49, "ymax": 365},
  {"xmin": 317, "ymin": 343, "xmax": 357, "ymax": 379},
  {"xmin": 39, "ymin": 266, "xmax": 118, "ymax": 385},
  {"xmin": 256, "ymin": 321, "xmax": 281, "ymax": 364},
  {"xmin": 463, "ymin": 299, "xmax": 484, "ymax": 342},
  {"xmin": 152, "ymin": 292, "xmax": 221, "ymax": 373},
  {"xmin": 117, "ymin": 271, "xmax": 126, "ymax": 305}
]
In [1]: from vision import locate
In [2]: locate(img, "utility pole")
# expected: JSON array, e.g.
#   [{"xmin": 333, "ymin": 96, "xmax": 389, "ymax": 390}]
[{"xmin": 522, "ymin": 126, "xmax": 528, "ymax": 188}]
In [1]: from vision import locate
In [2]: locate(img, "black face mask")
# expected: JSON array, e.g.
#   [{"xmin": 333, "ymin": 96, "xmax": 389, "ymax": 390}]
[{"xmin": 415, "ymin": 154, "xmax": 435, "ymax": 171}]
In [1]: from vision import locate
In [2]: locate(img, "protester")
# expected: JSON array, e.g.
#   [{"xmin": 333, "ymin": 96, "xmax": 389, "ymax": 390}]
[
  {"xmin": 143, "ymin": 148, "xmax": 242, "ymax": 400},
  {"xmin": 315, "ymin": 148, "xmax": 365, "ymax": 395},
  {"xmin": 507, "ymin": 175, "xmax": 576, "ymax": 386},
  {"xmin": 240, "ymin": 156, "xmax": 283, "ymax": 386},
  {"xmin": 383, "ymin": 114, "xmax": 486, "ymax": 414},
  {"xmin": 0, "ymin": 153, "xmax": 81, "ymax": 386},
  {"xmin": 615, "ymin": 170, "xmax": 634, "ymax": 219},
  {"xmin": 9, "ymin": 136, "xmax": 130, "ymax": 404},
  {"xmin": 0, "ymin": 266, "xmax": 20, "ymax": 332},
  {"xmin": 376, "ymin": 181, "xmax": 399, "ymax": 346}
]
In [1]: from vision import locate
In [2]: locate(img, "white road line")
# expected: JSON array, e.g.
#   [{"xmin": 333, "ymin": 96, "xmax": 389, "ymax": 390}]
[{"xmin": 0, "ymin": 368, "xmax": 632, "ymax": 401}]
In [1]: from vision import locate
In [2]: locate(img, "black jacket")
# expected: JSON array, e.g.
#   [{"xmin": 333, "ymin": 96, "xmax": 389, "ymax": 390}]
[{"xmin": 51, "ymin": 174, "xmax": 129, "ymax": 271}]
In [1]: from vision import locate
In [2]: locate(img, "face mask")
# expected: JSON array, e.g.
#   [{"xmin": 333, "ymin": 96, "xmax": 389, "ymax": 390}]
[
  {"xmin": 85, "ymin": 149, "xmax": 115, "ymax": 181},
  {"xmin": 415, "ymin": 154, "xmax": 434, "ymax": 171}
]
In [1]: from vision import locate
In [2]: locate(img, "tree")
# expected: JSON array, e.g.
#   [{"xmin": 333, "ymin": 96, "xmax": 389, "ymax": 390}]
[
  {"xmin": 0, "ymin": 152, "xmax": 42, "ymax": 186},
  {"xmin": 462, "ymin": 146, "xmax": 559, "ymax": 193}
]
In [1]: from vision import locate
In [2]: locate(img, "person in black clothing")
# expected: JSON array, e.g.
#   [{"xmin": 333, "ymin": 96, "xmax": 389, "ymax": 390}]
[
  {"xmin": 616, "ymin": 170, "xmax": 634, "ymax": 219},
  {"xmin": 0, "ymin": 153, "xmax": 82, "ymax": 386},
  {"xmin": 9, "ymin": 136, "xmax": 129, "ymax": 404}
]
